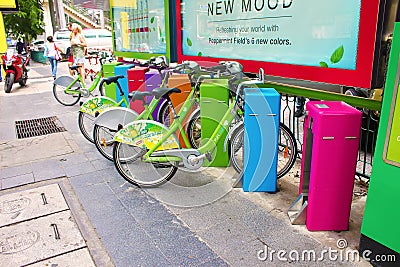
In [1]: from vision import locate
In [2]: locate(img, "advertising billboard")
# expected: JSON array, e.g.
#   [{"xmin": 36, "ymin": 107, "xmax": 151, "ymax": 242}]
[
  {"xmin": 111, "ymin": 0, "xmax": 174, "ymax": 60},
  {"xmin": 177, "ymin": 0, "xmax": 381, "ymax": 88}
]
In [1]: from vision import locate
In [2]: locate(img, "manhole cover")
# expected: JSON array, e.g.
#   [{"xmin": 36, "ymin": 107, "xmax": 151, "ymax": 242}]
[{"xmin": 15, "ymin": 116, "xmax": 66, "ymax": 139}]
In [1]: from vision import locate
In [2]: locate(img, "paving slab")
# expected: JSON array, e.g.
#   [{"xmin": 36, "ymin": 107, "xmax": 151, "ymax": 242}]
[
  {"xmin": 27, "ymin": 248, "xmax": 96, "ymax": 267},
  {"xmin": 0, "ymin": 133, "xmax": 74, "ymax": 168},
  {"xmin": 31, "ymin": 159, "xmax": 66, "ymax": 181},
  {"xmin": 0, "ymin": 183, "xmax": 69, "ymax": 227},
  {"xmin": 1, "ymin": 173, "xmax": 35, "ymax": 190},
  {"xmin": 143, "ymin": 170, "xmax": 237, "ymax": 207},
  {"xmin": 0, "ymin": 210, "xmax": 86, "ymax": 266},
  {"xmin": 0, "ymin": 163, "xmax": 33, "ymax": 179}
]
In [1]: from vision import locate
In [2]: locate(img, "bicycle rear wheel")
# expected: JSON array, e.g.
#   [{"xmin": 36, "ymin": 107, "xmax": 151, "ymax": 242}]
[
  {"xmin": 229, "ymin": 123, "xmax": 297, "ymax": 179},
  {"xmin": 157, "ymin": 100, "xmax": 171, "ymax": 126},
  {"xmin": 93, "ymin": 124, "xmax": 116, "ymax": 161},
  {"xmin": 187, "ymin": 108, "xmax": 240, "ymax": 149},
  {"xmin": 113, "ymin": 142, "xmax": 178, "ymax": 187},
  {"xmin": 187, "ymin": 109, "xmax": 201, "ymax": 149},
  {"xmin": 78, "ymin": 111, "xmax": 96, "ymax": 143},
  {"xmin": 53, "ymin": 84, "xmax": 81, "ymax": 106}
]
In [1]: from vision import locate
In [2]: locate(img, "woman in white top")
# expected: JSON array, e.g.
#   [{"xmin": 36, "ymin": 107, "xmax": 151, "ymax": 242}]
[
  {"xmin": 70, "ymin": 24, "xmax": 87, "ymax": 80},
  {"xmin": 44, "ymin": 36, "xmax": 62, "ymax": 79}
]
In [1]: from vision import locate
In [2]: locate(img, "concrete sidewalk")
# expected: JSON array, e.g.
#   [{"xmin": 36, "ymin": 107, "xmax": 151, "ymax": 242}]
[{"xmin": 0, "ymin": 61, "xmax": 369, "ymax": 266}]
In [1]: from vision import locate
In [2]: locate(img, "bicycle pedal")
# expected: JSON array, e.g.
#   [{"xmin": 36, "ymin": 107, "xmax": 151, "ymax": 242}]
[
  {"xmin": 80, "ymin": 88, "xmax": 90, "ymax": 97},
  {"xmin": 101, "ymin": 138, "xmax": 107, "ymax": 147},
  {"xmin": 283, "ymin": 146, "xmax": 289, "ymax": 158}
]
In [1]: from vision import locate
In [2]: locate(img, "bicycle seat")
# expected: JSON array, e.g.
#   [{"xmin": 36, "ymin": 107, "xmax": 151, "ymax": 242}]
[
  {"xmin": 69, "ymin": 65, "xmax": 82, "ymax": 71},
  {"xmin": 128, "ymin": 91, "xmax": 152, "ymax": 101},
  {"xmin": 152, "ymin": 87, "xmax": 181, "ymax": 99},
  {"xmin": 102, "ymin": 75, "xmax": 125, "ymax": 85}
]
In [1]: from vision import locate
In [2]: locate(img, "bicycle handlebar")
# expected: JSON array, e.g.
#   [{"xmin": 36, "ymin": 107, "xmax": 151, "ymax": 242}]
[
  {"xmin": 235, "ymin": 68, "xmax": 265, "ymax": 97},
  {"xmin": 208, "ymin": 65, "xmax": 227, "ymax": 72}
]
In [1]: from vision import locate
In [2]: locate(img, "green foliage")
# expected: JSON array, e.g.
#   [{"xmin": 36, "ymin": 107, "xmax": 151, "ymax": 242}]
[
  {"xmin": 319, "ymin": 61, "xmax": 328, "ymax": 68},
  {"xmin": 330, "ymin": 45, "xmax": 344, "ymax": 64},
  {"xmin": 319, "ymin": 45, "xmax": 345, "ymax": 68},
  {"xmin": 150, "ymin": 17, "xmax": 155, "ymax": 24},
  {"xmin": 3, "ymin": 0, "xmax": 45, "ymax": 42},
  {"xmin": 187, "ymin": 38, "xmax": 192, "ymax": 47}
]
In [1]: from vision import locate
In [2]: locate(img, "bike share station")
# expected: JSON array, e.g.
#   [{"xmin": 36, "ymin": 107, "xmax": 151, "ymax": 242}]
[{"xmin": 106, "ymin": 0, "xmax": 396, "ymax": 251}]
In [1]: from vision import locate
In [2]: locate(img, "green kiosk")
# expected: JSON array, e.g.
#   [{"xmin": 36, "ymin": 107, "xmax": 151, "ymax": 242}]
[{"xmin": 359, "ymin": 23, "xmax": 400, "ymax": 266}]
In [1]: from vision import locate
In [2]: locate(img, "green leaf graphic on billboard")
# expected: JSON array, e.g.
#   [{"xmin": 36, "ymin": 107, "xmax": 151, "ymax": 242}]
[
  {"xmin": 319, "ymin": 61, "xmax": 328, "ymax": 68},
  {"xmin": 150, "ymin": 17, "xmax": 155, "ymax": 24},
  {"xmin": 158, "ymin": 27, "xmax": 162, "ymax": 38},
  {"xmin": 198, "ymin": 52, "xmax": 202, "ymax": 56},
  {"xmin": 187, "ymin": 38, "xmax": 193, "ymax": 47},
  {"xmin": 330, "ymin": 45, "xmax": 344, "ymax": 64}
]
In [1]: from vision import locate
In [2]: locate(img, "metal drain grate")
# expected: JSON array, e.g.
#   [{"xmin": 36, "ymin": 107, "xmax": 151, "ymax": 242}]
[{"xmin": 15, "ymin": 116, "xmax": 66, "ymax": 139}]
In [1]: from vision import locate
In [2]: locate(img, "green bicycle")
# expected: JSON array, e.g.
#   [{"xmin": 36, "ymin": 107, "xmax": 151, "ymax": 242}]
[
  {"xmin": 112, "ymin": 65, "xmax": 298, "ymax": 187},
  {"xmin": 52, "ymin": 52, "xmax": 113, "ymax": 106},
  {"xmin": 92, "ymin": 61, "xmax": 202, "ymax": 161},
  {"xmin": 78, "ymin": 75, "xmax": 131, "ymax": 143},
  {"xmin": 78, "ymin": 56, "xmax": 168, "ymax": 143}
]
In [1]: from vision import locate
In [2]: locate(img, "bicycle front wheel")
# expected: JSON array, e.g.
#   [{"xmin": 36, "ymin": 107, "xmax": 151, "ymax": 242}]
[
  {"xmin": 113, "ymin": 142, "xmax": 178, "ymax": 187},
  {"xmin": 93, "ymin": 124, "xmax": 116, "ymax": 161},
  {"xmin": 229, "ymin": 123, "xmax": 297, "ymax": 179},
  {"xmin": 78, "ymin": 111, "xmax": 96, "ymax": 143},
  {"xmin": 53, "ymin": 83, "xmax": 81, "ymax": 106}
]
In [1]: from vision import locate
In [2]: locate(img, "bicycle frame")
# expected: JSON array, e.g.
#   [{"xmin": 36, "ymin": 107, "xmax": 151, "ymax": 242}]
[
  {"xmin": 141, "ymin": 88, "xmax": 237, "ymax": 163},
  {"xmin": 65, "ymin": 67, "xmax": 103, "ymax": 95},
  {"xmin": 124, "ymin": 71, "xmax": 266, "ymax": 166}
]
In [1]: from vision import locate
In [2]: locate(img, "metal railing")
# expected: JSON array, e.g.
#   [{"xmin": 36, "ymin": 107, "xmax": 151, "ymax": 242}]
[
  {"xmin": 260, "ymin": 82, "xmax": 381, "ymax": 181},
  {"xmin": 63, "ymin": 0, "xmax": 111, "ymax": 30}
]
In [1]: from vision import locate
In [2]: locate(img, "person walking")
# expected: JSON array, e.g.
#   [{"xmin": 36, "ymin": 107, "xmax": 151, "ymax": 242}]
[
  {"xmin": 16, "ymin": 39, "xmax": 26, "ymax": 54},
  {"xmin": 70, "ymin": 24, "xmax": 87, "ymax": 80},
  {"xmin": 67, "ymin": 22, "xmax": 75, "ymax": 76},
  {"xmin": 44, "ymin": 36, "xmax": 62, "ymax": 79}
]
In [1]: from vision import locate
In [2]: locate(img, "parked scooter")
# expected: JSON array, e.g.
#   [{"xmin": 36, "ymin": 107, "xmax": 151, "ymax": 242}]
[{"xmin": 1, "ymin": 49, "xmax": 29, "ymax": 93}]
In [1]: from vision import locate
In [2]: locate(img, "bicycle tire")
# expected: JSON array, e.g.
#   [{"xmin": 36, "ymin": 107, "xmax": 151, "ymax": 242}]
[
  {"xmin": 113, "ymin": 142, "xmax": 178, "ymax": 187},
  {"xmin": 93, "ymin": 124, "xmax": 116, "ymax": 161},
  {"xmin": 53, "ymin": 83, "xmax": 81, "ymax": 106},
  {"xmin": 78, "ymin": 111, "xmax": 96, "ymax": 143},
  {"xmin": 4, "ymin": 73, "xmax": 14, "ymax": 93},
  {"xmin": 229, "ymin": 122, "xmax": 297, "ymax": 179},
  {"xmin": 187, "ymin": 108, "xmax": 241, "ymax": 149},
  {"xmin": 186, "ymin": 109, "xmax": 201, "ymax": 149},
  {"xmin": 157, "ymin": 100, "xmax": 171, "ymax": 126}
]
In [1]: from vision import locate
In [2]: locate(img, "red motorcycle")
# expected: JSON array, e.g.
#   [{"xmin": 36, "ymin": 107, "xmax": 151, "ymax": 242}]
[{"xmin": 1, "ymin": 49, "xmax": 29, "ymax": 93}]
